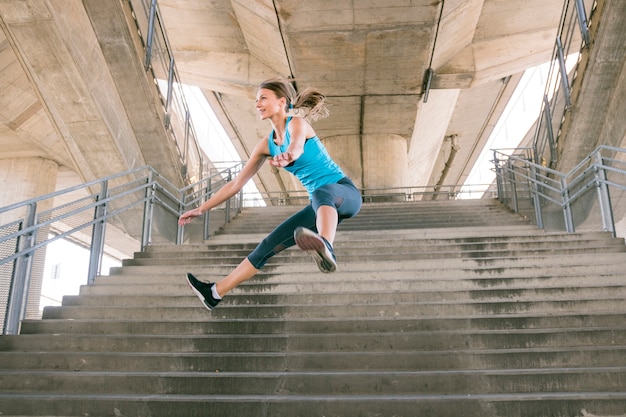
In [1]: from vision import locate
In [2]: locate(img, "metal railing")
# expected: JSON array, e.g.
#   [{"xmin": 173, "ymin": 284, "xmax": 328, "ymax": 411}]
[
  {"xmin": 241, "ymin": 184, "xmax": 498, "ymax": 207},
  {"xmin": 4, "ymin": 141, "xmax": 624, "ymax": 336},
  {"xmin": 493, "ymin": 145, "xmax": 626, "ymax": 237},
  {"xmin": 0, "ymin": 164, "xmax": 243, "ymax": 335},
  {"xmin": 126, "ymin": 0, "xmax": 210, "ymax": 184},
  {"xmin": 533, "ymin": 0, "xmax": 596, "ymax": 168}
]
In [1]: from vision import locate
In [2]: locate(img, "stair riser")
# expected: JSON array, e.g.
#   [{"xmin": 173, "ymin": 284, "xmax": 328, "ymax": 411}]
[
  {"xmin": 19, "ymin": 313, "xmax": 626, "ymax": 335},
  {"xmin": 2, "ymin": 349, "xmax": 625, "ymax": 372},
  {"xmin": 110, "ymin": 255, "xmax": 626, "ymax": 276},
  {"xmin": 68, "ymin": 286, "xmax": 626, "ymax": 307},
  {"xmin": 141, "ymin": 236, "xmax": 625, "ymax": 256},
  {"xmin": 122, "ymin": 247, "xmax": 626, "ymax": 266},
  {"xmin": 1, "ymin": 371, "xmax": 624, "ymax": 395},
  {"xmin": 2, "ymin": 329, "xmax": 625, "ymax": 353},
  {"xmin": 0, "ymin": 396, "xmax": 624, "ymax": 417},
  {"xmin": 40, "ymin": 299, "xmax": 626, "ymax": 320}
]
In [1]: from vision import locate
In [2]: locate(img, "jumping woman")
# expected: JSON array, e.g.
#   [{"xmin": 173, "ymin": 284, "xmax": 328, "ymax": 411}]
[{"xmin": 178, "ymin": 78, "xmax": 362, "ymax": 310}]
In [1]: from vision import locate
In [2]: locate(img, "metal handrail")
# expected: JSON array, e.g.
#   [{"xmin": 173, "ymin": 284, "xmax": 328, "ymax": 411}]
[
  {"xmin": 0, "ymin": 164, "xmax": 243, "ymax": 335},
  {"xmin": 533, "ymin": 0, "xmax": 597, "ymax": 168},
  {"xmin": 493, "ymin": 145, "xmax": 626, "ymax": 236},
  {"xmin": 126, "ymin": 0, "xmax": 210, "ymax": 185}
]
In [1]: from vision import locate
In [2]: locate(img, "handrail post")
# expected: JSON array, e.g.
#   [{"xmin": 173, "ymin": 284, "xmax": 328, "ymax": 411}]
[
  {"xmin": 508, "ymin": 160, "xmax": 519, "ymax": 213},
  {"xmin": 529, "ymin": 164, "xmax": 544, "ymax": 229},
  {"xmin": 164, "ymin": 56, "xmax": 175, "ymax": 128},
  {"xmin": 203, "ymin": 180, "xmax": 212, "ymax": 241},
  {"xmin": 556, "ymin": 37, "xmax": 572, "ymax": 108},
  {"xmin": 224, "ymin": 169, "xmax": 232, "ymax": 225},
  {"xmin": 4, "ymin": 203, "xmax": 37, "ymax": 335},
  {"xmin": 176, "ymin": 190, "xmax": 185, "ymax": 245},
  {"xmin": 574, "ymin": 0, "xmax": 591, "ymax": 47},
  {"xmin": 493, "ymin": 151, "xmax": 504, "ymax": 204},
  {"xmin": 87, "ymin": 181, "xmax": 108, "ymax": 285},
  {"xmin": 144, "ymin": 0, "xmax": 157, "ymax": 70},
  {"xmin": 594, "ymin": 151, "xmax": 615, "ymax": 236},
  {"xmin": 561, "ymin": 177, "xmax": 575, "ymax": 232},
  {"xmin": 141, "ymin": 171, "xmax": 155, "ymax": 251}
]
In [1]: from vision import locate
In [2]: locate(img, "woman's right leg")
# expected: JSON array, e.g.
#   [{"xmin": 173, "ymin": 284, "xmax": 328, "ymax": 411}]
[{"xmin": 187, "ymin": 205, "xmax": 317, "ymax": 310}]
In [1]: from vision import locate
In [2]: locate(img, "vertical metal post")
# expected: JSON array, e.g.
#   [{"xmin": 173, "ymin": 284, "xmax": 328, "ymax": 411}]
[
  {"xmin": 493, "ymin": 151, "xmax": 504, "ymax": 204},
  {"xmin": 594, "ymin": 152, "xmax": 615, "ymax": 235},
  {"xmin": 184, "ymin": 109, "xmax": 190, "ymax": 166},
  {"xmin": 4, "ymin": 203, "xmax": 37, "ymax": 335},
  {"xmin": 543, "ymin": 95, "xmax": 558, "ymax": 165},
  {"xmin": 561, "ymin": 177, "xmax": 575, "ymax": 232},
  {"xmin": 508, "ymin": 161, "xmax": 519, "ymax": 213},
  {"xmin": 164, "ymin": 56, "xmax": 175, "ymax": 128},
  {"xmin": 224, "ymin": 170, "xmax": 232, "ymax": 224},
  {"xmin": 87, "ymin": 181, "xmax": 108, "ymax": 285},
  {"xmin": 176, "ymin": 189, "xmax": 185, "ymax": 245},
  {"xmin": 574, "ymin": 0, "xmax": 591, "ymax": 47},
  {"xmin": 556, "ymin": 37, "xmax": 572, "ymax": 108},
  {"xmin": 529, "ymin": 164, "xmax": 544, "ymax": 229},
  {"xmin": 141, "ymin": 171, "xmax": 155, "ymax": 251},
  {"xmin": 203, "ymin": 180, "xmax": 212, "ymax": 241},
  {"xmin": 144, "ymin": 0, "xmax": 157, "ymax": 70}
]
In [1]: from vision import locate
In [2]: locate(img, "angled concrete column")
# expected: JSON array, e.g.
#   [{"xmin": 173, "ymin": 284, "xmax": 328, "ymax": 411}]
[
  {"xmin": 0, "ymin": 157, "xmax": 58, "ymax": 209},
  {"xmin": 0, "ymin": 157, "xmax": 58, "ymax": 320}
]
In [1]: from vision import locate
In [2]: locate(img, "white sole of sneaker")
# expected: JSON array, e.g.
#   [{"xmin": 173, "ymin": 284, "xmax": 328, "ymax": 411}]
[{"xmin": 294, "ymin": 228, "xmax": 337, "ymax": 273}]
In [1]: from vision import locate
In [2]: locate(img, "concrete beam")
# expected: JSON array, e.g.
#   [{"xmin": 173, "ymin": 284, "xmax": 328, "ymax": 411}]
[
  {"xmin": 408, "ymin": 89, "xmax": 461, "ymax": 188},
  {"xmin": 432, "ymin": 0, "xmax": 562, "ymax": 88}
]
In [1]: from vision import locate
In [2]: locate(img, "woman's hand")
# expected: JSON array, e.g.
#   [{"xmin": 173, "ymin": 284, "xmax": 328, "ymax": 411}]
[
  {"xmin": 178, "ymin": 207, "xmax": 203, "ymax": 226},
  {"xmin": 268, "ymin": 152, "xmax": 294, "ymax": 167}
]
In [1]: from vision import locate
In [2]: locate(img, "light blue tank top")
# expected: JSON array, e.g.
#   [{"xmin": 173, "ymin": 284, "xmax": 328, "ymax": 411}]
[{"xmin": 268, "ymin": 117, "xmax": 345, "ymax": 196}]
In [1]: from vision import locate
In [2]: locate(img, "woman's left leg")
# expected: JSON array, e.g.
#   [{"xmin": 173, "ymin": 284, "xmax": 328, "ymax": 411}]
[
  {"xmin": 295, "ymin": 178, "xmax": 362, "ymax": 271},
  {"xmin": 311, "ymin": 178, "xmax": 362, "ymax": 244}
]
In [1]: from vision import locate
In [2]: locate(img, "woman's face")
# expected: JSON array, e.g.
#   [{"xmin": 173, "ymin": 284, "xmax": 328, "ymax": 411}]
[{"xmin": 255, "ymin": 88, "xmax": 285, "ymax": 120}]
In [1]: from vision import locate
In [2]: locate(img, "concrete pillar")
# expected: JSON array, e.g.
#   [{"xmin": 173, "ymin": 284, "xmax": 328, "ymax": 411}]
[
  {"xmin": 0, "ymin": 157, "xmax": 59, "ymax": 209},
  {"xmin": 0, "ymin": 157, "xmax": 59, "ymax": 320},
  {"xmin": 323, "ymin": 134, "xmax": 409, "ymax": 195}
]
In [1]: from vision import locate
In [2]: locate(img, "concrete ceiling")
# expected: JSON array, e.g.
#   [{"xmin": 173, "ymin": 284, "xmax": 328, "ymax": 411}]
[
  {"xmin": 158, "ymin": 0, "xmax": 567, "ymax": 195},
  {"xmin": 0, "ymin": 0, "xmax": 577, "ymax": 199}
]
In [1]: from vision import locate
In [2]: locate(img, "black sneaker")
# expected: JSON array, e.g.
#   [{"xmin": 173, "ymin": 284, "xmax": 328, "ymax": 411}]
[
  {"xmin": 294, "ymin": 227, "xmax": 337, "ymax": 273},
  {"xmin": 186, "ymin": 273, "xmax": 221, "ymax": 310}
]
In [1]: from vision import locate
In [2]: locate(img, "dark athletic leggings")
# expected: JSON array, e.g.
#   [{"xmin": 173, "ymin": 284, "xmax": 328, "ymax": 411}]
[{"xmin": 247, "ymin": 177, "xmax": 362, "ymax": 269}]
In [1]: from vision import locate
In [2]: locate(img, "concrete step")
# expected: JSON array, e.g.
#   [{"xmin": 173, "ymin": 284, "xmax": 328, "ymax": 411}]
[
  {"xmin": 104, "ymin": 261, "xmax": 626, "ymax": 285},
  {"xmin": 121, "ymin": 245, "xmax": 626, "ymax": 267},
  {"xmin": 0, "ymin": 392, "xmax": 624, "ymax": 417},
  {"xmin": 3, "ymin": 327, "xmax": 626, "ymax": 353},
  {"xmin": 38, "ymin": 298, "xmax": 626, "ymax": 320},
  {"xmin": 20, "ymin": 312, "xmax": 626, "ymax": 335},
  {"xmin": 86, "ymin": 273, "xmax": 626, "ymax": 300},
  {"xmin": 61, "ymin": 285, "xmax": 626, "ymax": 308},
  {"xmin": 1, "ymin": 368, "xmax": 625, "ymax": 395},
  {"xmin": 149, "ymin": 228, "xmax": 626, "ymax": 251},
  {"xmin": 2, "ymin": 346, "xmax": 625, "ymax": 372},
  {"xmin": 218, "ymin": 200, "xmax": 532, "ymax": 235},
  {"xmin": 2, "ymin": 199, "xmax": 625, "ymax": 417},
  {"xmin": 130, "ymin": 236, "xmax": 626, "ymax": 260}
]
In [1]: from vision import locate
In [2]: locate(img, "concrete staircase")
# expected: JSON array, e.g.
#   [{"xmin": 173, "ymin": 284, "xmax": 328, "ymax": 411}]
[{"xmin": 1, "ymin": 199, "xmax": 626, "ymax": 417}]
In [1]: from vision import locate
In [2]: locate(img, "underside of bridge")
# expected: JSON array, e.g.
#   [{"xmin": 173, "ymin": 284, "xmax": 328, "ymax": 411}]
[{"xmin": 1, "ymin": 0, "xmax": 624, "ymax": 216}]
